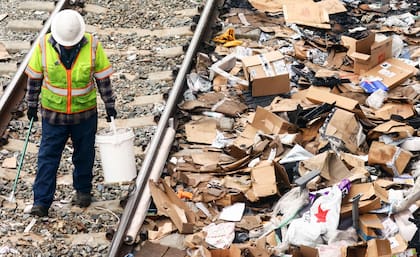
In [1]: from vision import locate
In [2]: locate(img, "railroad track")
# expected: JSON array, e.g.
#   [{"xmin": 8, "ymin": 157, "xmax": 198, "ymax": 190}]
[{"xmin": 0, "ymin": 0, "xmax": 214, "ymax": 255}]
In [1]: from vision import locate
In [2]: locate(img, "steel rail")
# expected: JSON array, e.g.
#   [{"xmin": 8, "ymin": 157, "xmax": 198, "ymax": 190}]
[
  {"xmin": 0, "ymin": 0, "xmax": 69, "ymax": 137},
  {"xmin": 107, "ymin": 0, "xmax": 221, "ymax": 255}
]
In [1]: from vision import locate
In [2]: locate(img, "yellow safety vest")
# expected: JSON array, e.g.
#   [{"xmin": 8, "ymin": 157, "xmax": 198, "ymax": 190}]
[{"xmin": 25, "ymin": 33, "xmax": 113, "ymax": 114}]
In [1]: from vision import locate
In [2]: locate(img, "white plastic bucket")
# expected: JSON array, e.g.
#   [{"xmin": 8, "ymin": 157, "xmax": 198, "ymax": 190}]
[{"xmin": 96, "ymin": 126, "xmax": 137, "ymax": 183}]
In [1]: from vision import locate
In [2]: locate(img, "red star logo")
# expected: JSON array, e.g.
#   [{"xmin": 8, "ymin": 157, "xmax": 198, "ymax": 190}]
[{"xmin": 314, "ymin": 205, "xmax": 329, "ymax": 223}]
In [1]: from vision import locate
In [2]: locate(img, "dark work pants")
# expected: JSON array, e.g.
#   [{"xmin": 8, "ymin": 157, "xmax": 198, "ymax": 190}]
[{"xmin": 33, "ymin": 114, "xmax": 97, "ymax": 208}]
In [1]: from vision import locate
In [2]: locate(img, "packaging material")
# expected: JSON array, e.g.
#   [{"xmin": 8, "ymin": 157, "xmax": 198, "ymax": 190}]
[
  {"xmin": 241, "ymin": 51, "xmax": 290, "ymax": 96},
  {"xmin": 367, "ymin": 120, "xmax": 414, "ymax": 141},
  {"xmin": 365, "ymin": 89, "xmax": 388, "ymax": 109},
  {"xmin": 320, "ymin": 108, "xmax": 366, "ymax": 154},
  {"xmin": 203, "ymin": 222, "xmax": 236, "ymax": 249},
  {"xmin": 368, "ymin": 141, "xmax": 412, "ymax": 177},
  {"xmin": 285, "ymin": 186, "xmax": 342, "ymax": 247},
  {"xmin": 149, "ymin": 180, "xmax": 198, "ymax": 234},
  {"xmin": 283, "ymin": 2, "xmax": 331, "ymax": 29},
  {"xmin": 250, "ymin": 160, "xmax": 291, "ymax": 200},
  {"xmin": 234, "ymin": 106, "xmax": 296, "ymax": 148},
  {"xmin": 351, "ymin": 36, "xmax": 392, "ymax": 74},
  {"xmin": 299, "ymin": 151, "xmax": 352, "ymax": 186},
  {"xmin": 358, "ymin": 214, "xmax": 384, "ymax": 241},
  {"xmin": 209, "ymin": 244, "xmax": 241, "ymax": 257},
  {"xmin": 305, "ymin": 87, "xmax": 359, "ymax": 112},
  {"xmin": 362, "ymin": 59, "xmax": 418, "ymax": 89}
]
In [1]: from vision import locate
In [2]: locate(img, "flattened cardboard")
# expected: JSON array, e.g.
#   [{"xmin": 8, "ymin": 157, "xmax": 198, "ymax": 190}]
[
  {"xmin": 242, "ymin": 51, "xmax": 290, "ymax": 96},
  {"xmin": 368, "ymin": 141, "xmax": 412, "ymax": 176},
  {"xmin": 368, "ymin": 120, "xmax": 414, "ymax": 140},
  {"xmin": 305, "ymin": 87, "xmax": 359, "ymax": 112},
  {"xmin": 283, "ymin": 2, "xmax": 331, "ymax": 29},
  {"xmin": 185, "ymin": 118, "xmax": 218, "ymax": 144},
  {"xmin": 341, "ymin": 196, "xmax": 381, "ymax": 217},
  {"xmin": 362, "ymin": 58, "xmax": 418, "ymax": 89},
  {"xmin": 374, "ymin": 103, "xmax": 415, "ymax": 120},
  {"xmin": 389, "ymin": 233, "xmax": 408, "ymax": 255}
]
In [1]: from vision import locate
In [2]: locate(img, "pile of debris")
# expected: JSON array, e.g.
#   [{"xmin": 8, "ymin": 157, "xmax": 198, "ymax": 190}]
[{"xmin": 142, "ymin": 1, "xmax": 420, "ymax": 256}]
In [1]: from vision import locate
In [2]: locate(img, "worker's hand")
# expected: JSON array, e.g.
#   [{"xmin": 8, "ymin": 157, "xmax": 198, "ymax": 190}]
[
  {"xmin": 106, "ymin": 107, "xmax": 117, "ymax": 122},
  {"xmin": 27, "ymin": 107, "xmax": 39, "ymax": 122}
]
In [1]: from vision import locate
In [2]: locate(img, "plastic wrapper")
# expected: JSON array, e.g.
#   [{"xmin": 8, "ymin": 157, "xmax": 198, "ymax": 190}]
[{"xmin": 365, "ymin": 88, "xmax": 388, "ymax": 109}]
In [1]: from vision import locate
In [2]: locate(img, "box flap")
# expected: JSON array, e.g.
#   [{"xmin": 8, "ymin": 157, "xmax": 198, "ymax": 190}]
[
  {"xmin": 305, "ymin": 87, "xmax": 359, "ymax": 112},
  {"xmin": 242, "ymin": 51, "xmax": 284, "ymax": 68}
]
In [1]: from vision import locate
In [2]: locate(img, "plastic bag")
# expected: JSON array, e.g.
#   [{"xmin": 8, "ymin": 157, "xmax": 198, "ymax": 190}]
[
  {"xmin": 365, "ymin": 88, "xmax": 388, "ymax": 109},
  {"xmin": 284, "ymin": 185, "xmax": 343, "ymax": 247}
]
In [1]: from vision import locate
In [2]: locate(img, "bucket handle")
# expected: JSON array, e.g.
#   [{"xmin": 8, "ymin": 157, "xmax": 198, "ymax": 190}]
[{"xmin": 110, "ymin": 116, "xmax": 117, "ymax": 135}]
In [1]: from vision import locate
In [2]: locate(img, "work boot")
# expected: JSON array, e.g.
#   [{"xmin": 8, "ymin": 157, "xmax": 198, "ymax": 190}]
[
  {"xmin": 72, "ymin": 191, "xmax": 92, "ymax": 208},
  {"xmin": 30, "ymin": 205, "xmax": 49, "ymax": 217}
]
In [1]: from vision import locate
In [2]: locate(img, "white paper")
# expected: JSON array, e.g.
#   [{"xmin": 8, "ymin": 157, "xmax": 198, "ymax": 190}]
[
  {"xmin": 219, "ymin": 202, "xmax": 245, "ymax": 222},
  {"xmin": 203, "ymin": 222, "xmax": 235, "ymax": 249}
]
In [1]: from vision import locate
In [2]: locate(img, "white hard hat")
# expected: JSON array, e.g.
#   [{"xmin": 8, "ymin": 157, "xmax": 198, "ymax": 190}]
[{"xmin": 51, "ymin": 9, "xmax": 85, "ymax": 47}]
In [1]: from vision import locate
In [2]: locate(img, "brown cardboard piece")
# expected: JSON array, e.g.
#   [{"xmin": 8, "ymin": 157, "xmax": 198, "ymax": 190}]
[
  {"xmin": 359, "ymin": 214, "xmax": 384, "ymax": 241},
  {"xmin": 305, "ymin": 87, "xmax": 359, "ymax": 112},
  {"xmin": 210, "ymin": 244, "xmax": 241, "ymax": 257},
  {"xmin": 241, "ymin": 51, "xmax": 290, "ymax": 96},
  {"xmin": 250, "ymin": 160, "xmax": 291, "ymax": 199},
  {"xmin": 368, "ymin": 120, "xmax": 414, "ymax": 140},
  {"xmin": 374, "ymin": 102, "xmax": 415, "ymax": 120},
  {"xmin": 185, "ymin": 118, "xmax": 218, "ymax": 144},
  {"xmin": 283, "ymin": 2, "xmax": 331, "ymax": 29},
  {"xmin": 366, "ymin": 239, "xmax": 392, "ymax": 257},
  {"xmin": 362, "ymin": 58, "xmax": 418, "ymax": 89},
  {"xmin": 234, "ymin": 107, "xmax": 296, "ymax": 148},
  {"xmin": 299, "ymin": 151, "xmax": 352, "ymax": 185},
  {"xmin": 368, "ymin": 141, "xmax": 412, "ymax": 176},
  {"xmin": 322, "ymin": 108, "xmax": 365, "ymax": 154},
  {"xmin": 149, "ymin": 180, "xmax": 197, "ymax": 234}
]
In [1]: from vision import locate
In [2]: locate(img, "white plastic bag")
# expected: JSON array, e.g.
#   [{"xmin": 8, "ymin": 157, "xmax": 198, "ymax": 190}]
[{"xmin": 284, "ymin": 185, "xmax": 342, "ymax": 247}]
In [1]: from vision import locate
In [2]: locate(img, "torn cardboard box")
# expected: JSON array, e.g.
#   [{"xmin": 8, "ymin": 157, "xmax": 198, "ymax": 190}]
[
  {"xmin": 368, "ymin": 141, "xmax": 412, "ymax": 177},
  {"xmin": 320, "ymin": 108, "xmax": 366, "ymax": 154},
  {"xmin": 242, "ymin": 51, "xmax": 290, "ymax": 97},
  {"xmin": 346, "ymin": 33, "xmax": 392, "ymax": 74},
  {"xmin": 149, "ymin": 179, "xmax": 198, "ymax": 234},
  {"xmin": 249, "ymin": 160, "xmax": 290, "ymax": 200}
]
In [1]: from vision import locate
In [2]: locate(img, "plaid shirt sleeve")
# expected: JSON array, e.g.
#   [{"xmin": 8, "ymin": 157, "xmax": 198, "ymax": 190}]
[
  {"xmin": 96, "ymin": 76, "xmax": 116, "ymax": 109},
  {"xmin": 26, "ymin": 78, "xmax": 42, "ymax": 108}
]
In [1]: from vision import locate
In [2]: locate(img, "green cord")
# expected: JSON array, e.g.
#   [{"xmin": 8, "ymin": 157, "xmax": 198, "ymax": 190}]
[{"xmin": 10, "ymin": 118, "xmax": 34, "ymax": 194}]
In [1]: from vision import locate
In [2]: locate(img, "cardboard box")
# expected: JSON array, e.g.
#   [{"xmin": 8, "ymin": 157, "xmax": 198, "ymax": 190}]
[
  {"xmin": 351, "ymin": 37, "xmax": 392, "ymax": 74},
  {"xmin": 359, "ymin": 214, "xmax": 384, "ymax": 241},
  {"xmin": 368, "ymin": 141, "xmax": 412, "ymax": 176},
  {"xmin": 342, "ymin": 32, "xmax": 392, "ymax": 74},
  {"xmin": 305, "ymin": 86, "xmax": 359, "ymax": 112},
  {"xmin": 341, "ymin": 240, "xmax": 392, "ymax": 257},
  {"xmin": 242, "ymin": 51, "xmax": 290, "ymax": 97},
  {"xmin": 362, "ymin": 58, "xmax": 418, "ymax": 89}
]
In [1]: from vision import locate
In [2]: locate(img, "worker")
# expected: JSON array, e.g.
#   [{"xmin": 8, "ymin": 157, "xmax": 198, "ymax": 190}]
[{"xmin": 25, "ymin": 9, "xmax": 117, "ymax": 217}]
